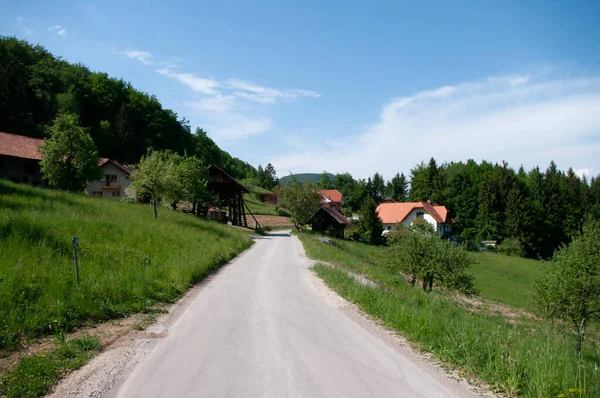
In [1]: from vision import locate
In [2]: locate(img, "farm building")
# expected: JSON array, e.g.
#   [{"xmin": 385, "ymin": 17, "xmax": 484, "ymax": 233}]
[
  {"xmin": 307, "ymin": 206, "xmax": 353, "ymax": 238},
  {"xmin": 0, "ymin": 132, "xmax": 43, "ymax": 185}
]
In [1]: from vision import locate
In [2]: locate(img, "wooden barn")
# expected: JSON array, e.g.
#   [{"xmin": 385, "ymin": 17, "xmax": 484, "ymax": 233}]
[
  {"xmin": 307, "ymin": 207, "xmax": 353, "ymax": 238},
  {"xmin": 207, "ymin": 164, "xmax": 258, "ymax": 228}
]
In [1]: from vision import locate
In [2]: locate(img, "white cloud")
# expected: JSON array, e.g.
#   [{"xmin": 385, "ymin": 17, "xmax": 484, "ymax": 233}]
[
  {"xmin": 17, "ymin": 17, "xmax": 33, "ymax": 36},
  {"xmin": 208, "ymin": 114, "xmax": 272, "ymax": 140},
  {"xmin": 225, "ymin": 78, "xmax": 320, "ymax": 103},
  {"xmin": 270, "ymin": 74, "xmax": 600, "ymax": 179},
  {"xmin": 185, "ymin": 94, "xmax": 236, "ymax": 112},
  {"xmin": 155, "ymin": 69, "xmax": 219, "ymax": 95},
  {"xmin": 48, "ymin": 25, "xmax": 67, "ymax": 36},
  {"xmin": 120, "ymin": 49, "xmax": 153, "ymax": 65},
  {"xmin": 575, "ymin": 168, "xmax": 593, "ymax": 179}
]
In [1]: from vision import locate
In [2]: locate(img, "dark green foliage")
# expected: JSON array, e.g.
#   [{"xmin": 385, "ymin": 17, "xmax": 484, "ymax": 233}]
[
  {"xmin": 356, "ymin": 197, "xmax": 383, "ymax": 245},
  {"xmin": 39, "ymin": 114, "xmax": 101, "ymax": 191},
  {"xmin": 318, "ymin": 171, "xmax": 334, "ymax": 189},
  {"xmin": 0, "ymin": 37, "xmax": 256, "ymax": 181},
  {"xmin": 385, "ymin": 172, "xmax": 408, "ymax": 202},
  {"xmin": 257, "ymin": 163, "xmax": 278, "ymax": 190}
]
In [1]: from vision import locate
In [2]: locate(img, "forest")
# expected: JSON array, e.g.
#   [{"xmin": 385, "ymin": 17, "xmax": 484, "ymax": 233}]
[
  {"xmin": 0, "ymin": 36, "xmax": 256, "ymax": 181},
  {"xmin": 319, "ymin": 159, "xmax": 600, "ymax": 259}
]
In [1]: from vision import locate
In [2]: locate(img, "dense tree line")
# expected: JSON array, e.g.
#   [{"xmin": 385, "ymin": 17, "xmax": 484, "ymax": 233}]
[
  {"xmin": 0, "ymin": 37, "xmax": 256, "ymax": 181},
  {"xmin": 322, "ymin": 158, "xmax": 600, "ymax": 259}
]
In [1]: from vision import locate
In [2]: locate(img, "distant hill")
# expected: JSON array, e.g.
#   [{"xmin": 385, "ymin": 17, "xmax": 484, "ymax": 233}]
[{"xmin": 279, "ymin": 173, "xmax": 334, "ymax": 185}]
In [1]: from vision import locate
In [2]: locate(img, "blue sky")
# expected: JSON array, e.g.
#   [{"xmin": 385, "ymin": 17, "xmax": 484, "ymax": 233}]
[{"xmin": 2, "ymin": 0, "xmax": 600, "ymax": 179}]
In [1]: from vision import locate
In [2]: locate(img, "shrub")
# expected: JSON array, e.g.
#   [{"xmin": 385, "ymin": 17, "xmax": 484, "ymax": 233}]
[
  {"xmin": 277, "ymin": 208, "xmax": 291, "ymax": 217},
  {"xmin": 497, "ymin": 237, "xmax": 524, "ymax": 257}
]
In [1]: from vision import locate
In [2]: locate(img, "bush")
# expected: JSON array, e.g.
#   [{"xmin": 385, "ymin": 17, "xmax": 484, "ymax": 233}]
[
  {"xmin": 497, "ymin": 237, "xmax": 524, "ymax": 257},
  {"xmin": 276, "ymin": 208, "xmax": 291, "ymax": 217}
]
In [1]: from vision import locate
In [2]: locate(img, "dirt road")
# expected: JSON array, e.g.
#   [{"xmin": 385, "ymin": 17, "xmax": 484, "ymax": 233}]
[{"xmin": 109, "ymin": 232, "xmax": 478, "ymax": 398}]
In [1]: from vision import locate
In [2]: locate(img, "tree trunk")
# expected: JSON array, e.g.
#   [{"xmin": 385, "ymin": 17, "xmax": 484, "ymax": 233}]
[
  {"xmin": 171, "ymin": 200, "xmax": 178, "ymax": 210},
  {"xmin": 422, "ymin": 277, "xmax": 428, "ymax": 291},
  {"xmin": 192, "ymin": 202, "xmax": 196, "ymax": 215},
  {"xmin": 428, "ymin": 275, "xmax": 434, "ymax": 292},
  {"xmin": 153, "ymin": 199, "xmax": 157, "ymax": 218}
]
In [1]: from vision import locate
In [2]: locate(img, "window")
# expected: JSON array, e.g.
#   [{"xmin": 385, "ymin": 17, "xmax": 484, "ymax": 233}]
[
  {"xmin": 92, "ymin": 191, "xmax": 103, "ymax": 197},
  {"xmin": 112, "ymin": 191, "xmax": 120, "ymax": 197},
  {"xmin": 416, "ymin": 211, "xmax": 424, "ymax": 219}
]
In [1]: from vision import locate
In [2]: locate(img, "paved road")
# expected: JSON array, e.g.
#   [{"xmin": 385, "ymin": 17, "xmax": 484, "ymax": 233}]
[{"xmin": 116, "ymin": 232, "xmax": 476, "ymax": 398}]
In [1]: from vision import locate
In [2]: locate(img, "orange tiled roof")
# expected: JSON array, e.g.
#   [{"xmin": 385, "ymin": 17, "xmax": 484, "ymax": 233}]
[
  {"xmin": 376, "ymin": 202, "xmax": 454, "ymax": 224},
  {"xmin": 0, "ymin": 132, "xmax": 43, "ymax": 160},
  {"xmin": 319, "ymin": 189, "xmax": 343, "ymax": 203}
]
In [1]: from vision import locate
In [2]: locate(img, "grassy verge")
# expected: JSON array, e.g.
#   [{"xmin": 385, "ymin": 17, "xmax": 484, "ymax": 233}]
[
  {"xmin": 0, "ymin": 335, "xmax": 101, "ymax": 398},
  {"xmin": 471, "ymin": 252, "xmax": 543, "ymax": 310},
  {"xmin": 0, "ymin": 180, "xmax": 253, "ymax": 350},
  {"xmin": 313, "ymin": 264, "xmax": 599, "ymax": 397},
  {"xmin": 244, "ymin": 194, "xmax": 279, "ymax": 215}
]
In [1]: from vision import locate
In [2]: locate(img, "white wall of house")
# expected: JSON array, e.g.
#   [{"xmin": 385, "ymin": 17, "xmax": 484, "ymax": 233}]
[{"xmin": 86, "ymin": 163, "xmax": 130, "ymax": 198}]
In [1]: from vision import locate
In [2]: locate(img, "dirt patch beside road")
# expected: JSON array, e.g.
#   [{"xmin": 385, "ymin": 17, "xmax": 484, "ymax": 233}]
[{"xmin": 252, "ymin": 215, "xmax": 293, "ymax": 227}]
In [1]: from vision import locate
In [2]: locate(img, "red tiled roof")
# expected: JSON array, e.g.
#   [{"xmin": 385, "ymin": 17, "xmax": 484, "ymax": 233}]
[
  {"xmin": 376, "ymin": 202, "xmax": 454, "ymax": 225},
  {"xmin": 319, "ymin": 189, "xmax": 343, "ymax": 203},
  {"xmin": 0, "ymin": 132, "xmax": 43, "ymax": 160}
]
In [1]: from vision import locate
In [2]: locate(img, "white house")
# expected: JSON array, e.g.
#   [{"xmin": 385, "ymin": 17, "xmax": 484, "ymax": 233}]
[
  {"xmin": 86, "ymin": 158, "xmax": 132, "ymax": 198},
  {"xmin": 376, "ymin": 201, "xmax": 454, "ymax": 237}
]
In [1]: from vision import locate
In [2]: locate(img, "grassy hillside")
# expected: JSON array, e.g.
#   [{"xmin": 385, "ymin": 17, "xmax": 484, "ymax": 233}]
[
  {"xmin": 279, "ymin": 173, "xmax": 334, "ymax": 185},
  {"xmin": 471, "ymin": 251, "xmax": 543, "ymax": 310},
  {"xmin": 297, "ymin": 233, "xmax": 599, "ymax": 397},
  {"xmin": 244, "ymin": 194, "xmax": 279, "ymax": 216},
  {"xmin": 0, "ymin": 180, "xmax": 253, "ymax": 350}
]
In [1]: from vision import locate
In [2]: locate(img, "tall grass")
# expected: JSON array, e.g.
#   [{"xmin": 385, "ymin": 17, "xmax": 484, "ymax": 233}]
[
  {"xmin": 471, "ymin": 252, "xmax": 543, "ymax": 310},
  {"xmin": 0, "ymin": 180, "xmax": 252, "ymax": 349},
  {"xmin": 314, "ymin": 265, "xmax": 600, "ymax": 397}
]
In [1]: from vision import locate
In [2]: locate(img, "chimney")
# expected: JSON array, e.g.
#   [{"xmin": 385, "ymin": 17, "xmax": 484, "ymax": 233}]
[{"xmin": 427, "ymin": 199, "xmax": 431, "ymax": 204}]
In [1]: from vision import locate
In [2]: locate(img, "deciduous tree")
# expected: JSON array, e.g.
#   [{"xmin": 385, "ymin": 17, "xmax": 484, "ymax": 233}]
[
  {"xmin": 536, "ymin": 219, "xmax": 600, "ymax": 357},
  {"xmin": 39, "ymin": 113, "xmax": 101, "ymax": 191}
]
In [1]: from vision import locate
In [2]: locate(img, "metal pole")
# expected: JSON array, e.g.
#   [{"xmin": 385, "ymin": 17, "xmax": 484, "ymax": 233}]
[{"xmin": 72, "ymin": 237, "xmax": 80, "ymax": 284}]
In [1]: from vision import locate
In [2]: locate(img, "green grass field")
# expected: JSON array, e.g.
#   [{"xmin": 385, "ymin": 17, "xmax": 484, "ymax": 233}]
[
  {"xmin": 0, "ymin": 180, "xmax": 253, "ymax": 350},
  {"xmin": 298, "ymin": 232, "xmax": 599, "ymax": 396},
  {"xmin": 471, "ymin": 251, "xmax": 543, "ymax": 310},
  {"xmin": 313, "ymin": 265, "xmax": 599, "ymax": 397},
  {"xmin": 244, "ymin": 194, "xmax": 279, "ymax": 215}
]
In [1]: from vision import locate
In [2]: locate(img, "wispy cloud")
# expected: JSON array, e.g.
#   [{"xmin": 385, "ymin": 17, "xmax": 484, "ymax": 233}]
[
  {"xmin": 185, "ymin": 95, "xmax": 236, "ymax": 113},
  {"xmin": 48, "ymin": 25, "xmax": 67, "ymax": 36},
  {"xmin": 155, "ymin": 69, "xmax": 219, "ymax": 95},
  {"xmin": 270, "ymin": 73, "xmax": 600, "ymax": 178},
  {"xmin": 225, "ymin": 79, "xmax": 320, "ymax": 104},
  {"xmin": 16, "ymin": 17, "xmax": 33, "ymax": 36},
  {"xmin": 120, "ymin": 49, "xmax": 153, "ymax": 65}
]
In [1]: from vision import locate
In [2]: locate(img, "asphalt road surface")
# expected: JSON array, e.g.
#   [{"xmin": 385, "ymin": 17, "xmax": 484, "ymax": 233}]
[{"xmin": 116, "ymin": 232, "xmax": 476, "ymax": 398}]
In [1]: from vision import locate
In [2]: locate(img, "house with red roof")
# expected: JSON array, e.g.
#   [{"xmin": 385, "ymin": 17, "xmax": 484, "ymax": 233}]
[
  {"xmin": 319, "ymin": 189, "xmax": 343, "ymax": 210},
  {"xmin": 86, "ymin": 158, "xmax": 132, "ymax": 198},
  {"xmin": 0, "ymin": 132, "xmax": 44, "ymax": 185},
  {"xmin": 376, "ymin": 200, "xmax": 454, "ymax": 237}
]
